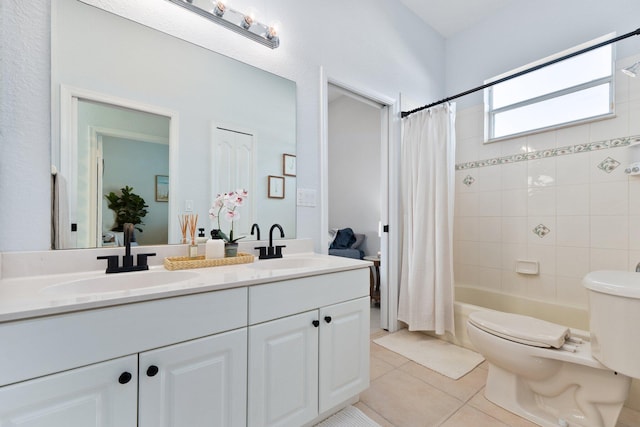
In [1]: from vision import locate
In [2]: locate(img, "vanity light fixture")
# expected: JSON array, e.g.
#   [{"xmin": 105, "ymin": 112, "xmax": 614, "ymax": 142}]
[
  {"xmin": 168, "ymin": 0, "xmax": 280, "ymax": 49},
  {"xmin": 622, "ymin": 61, "xmax": 640, "ymax": 77}
]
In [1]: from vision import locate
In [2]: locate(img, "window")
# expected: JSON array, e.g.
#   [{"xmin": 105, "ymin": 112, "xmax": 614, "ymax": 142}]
[{"xmin": 485, "ymin": 34, "xmax": 615, "ymax": 141}]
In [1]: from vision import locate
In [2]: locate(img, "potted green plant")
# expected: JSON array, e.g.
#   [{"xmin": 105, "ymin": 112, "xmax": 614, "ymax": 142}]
[{"xmin": 105, "ymin": 185, "xmax": 149, "ymax": 233}]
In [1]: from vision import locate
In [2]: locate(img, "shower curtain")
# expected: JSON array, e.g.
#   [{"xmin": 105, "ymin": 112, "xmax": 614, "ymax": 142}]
[{"xmin": 398, "ymin": 103, "xmax": 456, "ymax": 335}]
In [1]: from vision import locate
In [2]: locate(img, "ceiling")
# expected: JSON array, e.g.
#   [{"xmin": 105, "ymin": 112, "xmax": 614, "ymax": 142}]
[{"xmin": 398, "ymin": 0, "xmax": 514, "ymax": 38}]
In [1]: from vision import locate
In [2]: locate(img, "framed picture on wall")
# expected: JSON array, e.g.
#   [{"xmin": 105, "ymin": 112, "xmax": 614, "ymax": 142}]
[
  {"xmin": 268, "ymin": 175, "xmax": 285, "ymax": 199},
  {"xmin": 155, "ymin": 175, "xmax": 169, "ymax": 202},
  {"xmin": 283, "ymin": 153, "xmax": 296, "ymax": 177}
]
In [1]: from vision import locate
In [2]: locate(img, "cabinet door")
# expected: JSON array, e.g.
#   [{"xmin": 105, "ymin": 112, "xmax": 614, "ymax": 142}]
[
  {"xmin": 139, "ymin": 328, "xmax": 247, "ymax": 427},
  {"xmin": 0, "ymin": 355, "xmax": 137, "ymax": 427},
  {"xmin": 319, "ymin": 297, "xmax": 370, "ymax": 412},
  {"xmin": 248, "ymin": 310, "xmax": 319, "ymax": 427}
]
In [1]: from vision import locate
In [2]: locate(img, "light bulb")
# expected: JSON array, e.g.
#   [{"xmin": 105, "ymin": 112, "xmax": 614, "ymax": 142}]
[
  {"xmin": 266, "ymin": 25, "xmax": 277, "ymax": 40},
  {"xmin": 213, "ymin": 0, "xmax": 226, "ymax": 17}
]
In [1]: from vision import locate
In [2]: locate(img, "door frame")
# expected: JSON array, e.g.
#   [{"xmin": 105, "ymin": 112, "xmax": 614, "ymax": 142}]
[
  {"xmin": 58, "ymin": 85, "xmax": 179, "ymax": 248},
  {"xmin": 319, "ymin": 67, "xmax": 402, "ymax": 332}
]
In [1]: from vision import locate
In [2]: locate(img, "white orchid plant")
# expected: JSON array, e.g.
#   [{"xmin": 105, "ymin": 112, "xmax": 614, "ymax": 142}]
[{"xmin": 208, "ymin": 189, "xmax": 248, "ymax": 243}]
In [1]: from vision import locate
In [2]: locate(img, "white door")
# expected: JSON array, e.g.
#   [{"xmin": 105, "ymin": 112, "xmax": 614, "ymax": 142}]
[
  {"xmin": 211, "ymin": 126, "xmax": 255, "ymax": 237},
  {"xmin": 318, "ymin": 297, "xmax": 370, "ymax": 412},
  {"xmin": 139, "ymin": 329, "xmax": 247, "ymax": 427},
  {"xmin": 0, "ymin": 355, "xmax": 137, "ymax": 427},
  {"xmin": 248, "ymin": 310, "xmax": 319, "ymax": 427}
]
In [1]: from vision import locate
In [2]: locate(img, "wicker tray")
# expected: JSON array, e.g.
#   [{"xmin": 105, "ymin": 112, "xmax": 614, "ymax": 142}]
[{"xmin": 164, "ymin": 252, "xmax": 254, "ymax": 271}]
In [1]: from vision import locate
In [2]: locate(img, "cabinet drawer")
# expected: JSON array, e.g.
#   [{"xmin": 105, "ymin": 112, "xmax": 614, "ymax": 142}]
[
  {"xmin": 248, "ymin": 268, "xmax": 368, "ymax": 324},
  {"xmin": 0, "ymin": 287, "xmax": 248, "ymax": 387}
]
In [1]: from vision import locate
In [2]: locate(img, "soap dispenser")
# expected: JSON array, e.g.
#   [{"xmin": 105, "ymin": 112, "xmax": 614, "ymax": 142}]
[{"xmin": 206, "ymin": 229, "xmax": 225, "ymax": 259}]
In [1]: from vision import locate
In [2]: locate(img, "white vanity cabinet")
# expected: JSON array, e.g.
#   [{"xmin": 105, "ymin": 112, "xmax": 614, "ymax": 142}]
[
  {"xmin": 0, "ymin": 355, "xmax": 138, "ymax": 426},
  {"xmin": 0, "ymin": 258, "xmax": 371, "ymax": 427},
  {"xmin": 0, "ymin": 287, "xmax": 248, "ymax": 427},
  {"xmin": 247, "ymin": 269, "xmax": 370, "ymax": 427},
  {"xmin": 139, "ymin": 328, "xmax": 247, "ymax": 427}
]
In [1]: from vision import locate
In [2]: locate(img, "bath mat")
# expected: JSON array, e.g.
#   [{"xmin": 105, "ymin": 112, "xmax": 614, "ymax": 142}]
[
  {"xmin": 315, "ymin": 406, "xmax": 381, "ymax": 427},
  {"xmin": 373, "ymin": 329, "xmax": 484, "ymax": 380}
]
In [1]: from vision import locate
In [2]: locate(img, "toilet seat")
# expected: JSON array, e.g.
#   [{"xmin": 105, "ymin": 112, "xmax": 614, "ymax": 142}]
[{"xmin": 468, "ymin": 311, "xmax": 570, "ymax": 349}]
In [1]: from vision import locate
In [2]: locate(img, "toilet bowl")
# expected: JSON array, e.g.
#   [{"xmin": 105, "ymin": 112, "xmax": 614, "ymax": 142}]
[{"xmin": 467, "ymin": 310, "xmax": 630, "ymax": 427}]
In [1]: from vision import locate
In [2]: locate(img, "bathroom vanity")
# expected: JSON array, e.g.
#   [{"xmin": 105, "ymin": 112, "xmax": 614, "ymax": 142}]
[{"xmin": 0, "ymin": 243, "xmax": 370, "ymax": 427}]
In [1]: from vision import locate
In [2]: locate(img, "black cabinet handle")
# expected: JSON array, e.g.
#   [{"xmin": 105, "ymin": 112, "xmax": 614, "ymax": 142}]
[
  {"xmin": 324, "ymin": 316, "xmax": 332, "ymax": 323},
  {"xmin": 118, "ymin": 372, "xmax": 132, "ymax": 384},
  {"xmin": 312, "ymin": 320, "xmax": 320, "ymax": 327},
  {"xmin": 146, "ymin": 365, "xmax": 159, "ymax": 377}
]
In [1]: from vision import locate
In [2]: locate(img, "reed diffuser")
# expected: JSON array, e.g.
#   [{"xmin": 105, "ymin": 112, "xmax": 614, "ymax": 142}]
[
  {"xmin": 178, "ymin": 214, "xmax": 189, "ymax": 244},
  {"xmin": 188, "ymin": 214, "xmax": 199, "ymax": 257}
]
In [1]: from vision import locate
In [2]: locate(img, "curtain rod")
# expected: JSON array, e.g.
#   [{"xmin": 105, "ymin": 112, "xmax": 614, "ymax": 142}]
[{"xmin": 401, "ymin": 27, "xmax": 640, "ymax": 119}]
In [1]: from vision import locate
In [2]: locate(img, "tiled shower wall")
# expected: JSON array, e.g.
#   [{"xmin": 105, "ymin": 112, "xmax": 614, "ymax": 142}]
[{"xmin": 453, "ymin": 54, "xmax": 640, "ymax": 310}]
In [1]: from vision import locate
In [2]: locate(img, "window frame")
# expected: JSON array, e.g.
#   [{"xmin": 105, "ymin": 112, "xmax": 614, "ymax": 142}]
[{"xmin": 484, "ymin": 34, "xmax": 616, "ymax": 143}]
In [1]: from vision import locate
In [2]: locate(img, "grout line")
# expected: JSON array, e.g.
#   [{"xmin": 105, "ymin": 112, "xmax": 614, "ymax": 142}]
[{"xmin": 356, "ymin": 401, "xmax": 396, "ymax": 427}]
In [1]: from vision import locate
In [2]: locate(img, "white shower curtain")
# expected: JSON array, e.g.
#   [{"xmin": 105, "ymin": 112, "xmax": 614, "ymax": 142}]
[{"xmin": 398, "ymin": 103, "xmax": 456, "ymax": 335}]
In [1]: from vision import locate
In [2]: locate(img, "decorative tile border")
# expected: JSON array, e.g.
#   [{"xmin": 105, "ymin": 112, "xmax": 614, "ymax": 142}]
[{"xmin": 455, "ymin": 135, "xmax": 640, "ymax": 171}]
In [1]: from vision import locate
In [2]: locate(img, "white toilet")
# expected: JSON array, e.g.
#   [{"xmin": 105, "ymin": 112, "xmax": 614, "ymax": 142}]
[{"xmin": 468, "ymin": 270, "xmax": 640, "ymax": 427}]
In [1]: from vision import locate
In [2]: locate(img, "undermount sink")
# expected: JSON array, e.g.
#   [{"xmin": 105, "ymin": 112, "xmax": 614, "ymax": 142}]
[
  {"xmin": 40, "ymin": 270, "xmax": 199, "ymax": 295},
  {"xmin": 249, "ymin": 257, "xmax": 331, "ymax": 271}
]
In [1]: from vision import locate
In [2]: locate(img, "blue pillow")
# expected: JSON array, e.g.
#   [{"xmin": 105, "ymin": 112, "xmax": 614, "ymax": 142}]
[{"xmin": 330, "ymin": 228, "xmax": 356, "ymax": 250}]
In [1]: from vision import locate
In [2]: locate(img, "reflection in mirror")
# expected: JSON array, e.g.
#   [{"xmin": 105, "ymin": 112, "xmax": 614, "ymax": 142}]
[
  {"xmin": 51, "ymin": 0, "xmax": 296, "ymax": 249},
  {"xmin": 55, "ymin": 87, "xmax": 176, "ymax": 249},
  {"xmin": 79, "ymin": 100, "xmax": 170, "ymax": 248}
]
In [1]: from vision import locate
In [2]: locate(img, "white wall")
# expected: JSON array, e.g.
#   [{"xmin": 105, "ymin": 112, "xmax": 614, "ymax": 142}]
[
  {"xmin": 445, "ymin": 0, "xmax": 640, "ymax": 109},
  {"xmin": 0, "ymin": 0, "xmax": 445, "ymax": 252},
  {"xmin": 328, "ymin": 95, "xmax": 382, "ymax": 257}
]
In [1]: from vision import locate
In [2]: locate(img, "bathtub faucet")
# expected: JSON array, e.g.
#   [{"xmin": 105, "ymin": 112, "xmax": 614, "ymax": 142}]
[{"xmin": 636, "ymin": 262, "xmax": 640, "ymax": 272}]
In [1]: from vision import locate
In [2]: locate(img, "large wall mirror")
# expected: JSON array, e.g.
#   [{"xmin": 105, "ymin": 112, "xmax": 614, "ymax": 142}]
[{"xmin": 51, "ymin": 0, "xmax": 296, "ymax": 249}]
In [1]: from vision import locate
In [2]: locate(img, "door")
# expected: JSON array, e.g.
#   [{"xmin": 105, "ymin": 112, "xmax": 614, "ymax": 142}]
[
  {"xmin": 248, "ymin": 310, "xmax": 319, "ymax": 427},
  {"xmin": 0, "ymin": 355, "xmax": 137, "ymax": 427},
  {"xmin": 211, "ymin": 126, "xmax": 255, "ymax": 237},
  {"xmin": 326, "ymin": 81, "xmax": 395, "ymax": 332},
  {"xmin": 139, "ymin": 329, "xmax": 247, "ymax": 427},
  {"xmin": 318, "ymin": 297, "xmax": 370, "ymax": 412}
]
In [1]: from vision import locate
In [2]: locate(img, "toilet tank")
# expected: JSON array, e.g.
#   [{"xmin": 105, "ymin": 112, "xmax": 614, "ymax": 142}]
[{"xmin": 583, "ymin": 270, "xmax": 640, "ymax": 378}]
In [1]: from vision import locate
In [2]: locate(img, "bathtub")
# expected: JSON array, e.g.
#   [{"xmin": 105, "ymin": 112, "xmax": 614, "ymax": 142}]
[{"xmin": 435, "ymin": 285, "xmax": 589, "ymax": 351}]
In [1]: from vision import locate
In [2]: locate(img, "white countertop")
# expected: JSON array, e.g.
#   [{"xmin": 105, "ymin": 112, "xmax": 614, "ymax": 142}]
[{"xmin": 0, "ymin": 246, "xmax": 371, "ymax": 323}]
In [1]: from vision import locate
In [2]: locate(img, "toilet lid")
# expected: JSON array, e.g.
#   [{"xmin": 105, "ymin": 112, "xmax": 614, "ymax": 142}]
[{"xmin": 468, "ymin": 311, "xmax": 570, "ymax": 349}]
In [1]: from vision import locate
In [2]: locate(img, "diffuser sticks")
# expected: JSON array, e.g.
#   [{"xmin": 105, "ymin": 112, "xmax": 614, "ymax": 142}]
[{"xmin": 178, "ymin": 213, "xmax": 199, "ymax": 257}]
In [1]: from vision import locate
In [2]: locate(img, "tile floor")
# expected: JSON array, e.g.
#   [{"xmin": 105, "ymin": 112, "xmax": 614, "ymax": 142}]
[{"xmin": 358, "ymin": 307, "xmax": 640, "ymax": 427}]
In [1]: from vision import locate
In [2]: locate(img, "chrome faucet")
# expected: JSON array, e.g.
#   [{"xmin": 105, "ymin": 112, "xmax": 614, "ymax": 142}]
[
  {"xmin": 255, "ymin": 224, "xmax": 286, "ymax": 259},
  {"xmin": 251, "ymin": 223, "xmax": 261, "ymax": 241},
  {"xmin": 97, "ymin": 223, "xmax": 156, "ymax": 273},
  {"xmin": 636, "ymin": 262, "xmax": 640, "ymax": 273}
]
